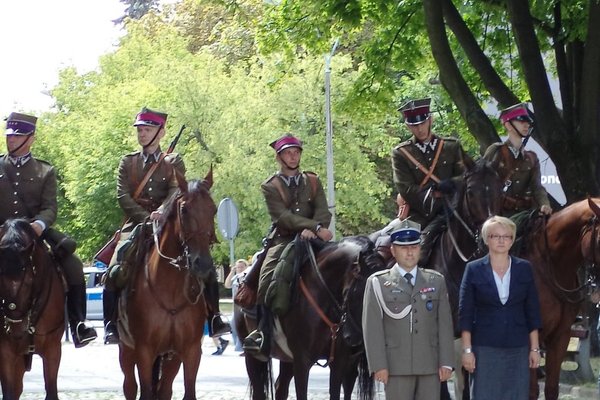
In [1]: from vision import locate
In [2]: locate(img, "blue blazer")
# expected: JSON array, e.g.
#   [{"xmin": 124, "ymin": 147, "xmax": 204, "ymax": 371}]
[{"xmin": 458, "ymin": 255, "xmax": 542, "ymax": 348}]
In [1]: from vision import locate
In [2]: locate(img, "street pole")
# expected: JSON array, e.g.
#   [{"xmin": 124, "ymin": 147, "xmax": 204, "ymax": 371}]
[{"xmin": 325, "ymin": 38, "xmax": 339, "ymax": 240}]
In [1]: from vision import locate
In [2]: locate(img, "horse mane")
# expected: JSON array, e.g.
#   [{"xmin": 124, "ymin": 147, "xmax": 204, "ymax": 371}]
[
  {"xmin": 0, "ymin": 219, "xmax": 37, "ymax": 250},
  {"xmin": 155, "ymin": 179, "xmax": 210, "ymax": 236}
]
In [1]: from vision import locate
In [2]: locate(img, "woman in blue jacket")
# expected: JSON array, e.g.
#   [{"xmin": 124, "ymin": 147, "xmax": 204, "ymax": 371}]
[{"xmin": 459, "ymin": 215, "xmax": 542, "ymax": 399}]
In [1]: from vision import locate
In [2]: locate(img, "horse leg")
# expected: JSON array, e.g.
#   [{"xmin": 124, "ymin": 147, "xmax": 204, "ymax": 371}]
[
  {"xmin": 41, "ymin": 343, "xmax": 62, "ymax": 400},
  {"xmin": 328, "ymin": 357, "xmax": 350, "ymax": 400},
  {"xmin": 542, "ymin": 333, "xmax": 572, "ymax": 400},
  {"xmin": 292, "ymin": 359, "xmax": 312, "ymax": 400},
  {"xmin": 275, "ymin": 361, "xmax": 294, "ymax": 400},
  {"xmin": 180, "ymin": 342, "xmax": 202, "ymax": 400},
  {"xmin": 135, "ymin": 349, "xmax": 158, "ymax": 400},
  {"xmin": 157, "ymin": 356, "xmax": 182, "ymax": 400},
  {"xmin": 0, "ymin": 355, "xmax": 25, "ymax": 400},
  {"xmin": 119, "ymin": 345, "xmax": 138, "ymax": 400}
]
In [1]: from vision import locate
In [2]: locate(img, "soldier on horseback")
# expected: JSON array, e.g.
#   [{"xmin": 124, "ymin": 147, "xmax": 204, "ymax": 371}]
[
  {"xmin": 243, "ymin": 133, "xmax": 332, "ymax": 355},
  {"xmin": 0, "ymin": 112, "xmax": 97, "ymax": 348},
  {"xmin": 392, "ymin": 98, "xmax": 468, "ymax": 266},
  {"xmin": 483, "ymin": 102, "xmax": 552, "ymax": 220},
  {"xmin": 102, "ymin": 107, "xmax": 230, "ymax": 344}
]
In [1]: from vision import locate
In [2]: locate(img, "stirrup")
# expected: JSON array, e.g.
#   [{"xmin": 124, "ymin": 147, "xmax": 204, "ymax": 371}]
[
  {"xmin": 74, "ymin": 321, "xmax": 97, "ymax": 348},
  {"xmin": 243, "ymin": 330, "xmax": 264, "ymax": 352},
  {"xmin": 104, "ymin": 322, "xmax": 119, "ymax": 345},
  {"xmin": 210, "ymin": 314, "xmax": 231, "ymax": 338}
]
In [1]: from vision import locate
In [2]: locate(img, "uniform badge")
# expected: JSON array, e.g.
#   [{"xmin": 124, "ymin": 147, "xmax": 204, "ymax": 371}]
[
  {"xmin": 421, "ymin": 293, "xmax": 427, "ymax": 300},
  {"xmin": 426, "ymin": 300, "xmax": 434, "ymax": 311},
  {"xmin": 384, "ymin": 281, "xmax": 392, "ymax": 287}
]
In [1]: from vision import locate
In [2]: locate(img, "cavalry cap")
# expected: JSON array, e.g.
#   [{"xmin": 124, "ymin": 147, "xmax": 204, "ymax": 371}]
[
  {"xmin": 5, "ymin": 112, "xmax": 37, "ymax": 136},
  {"xmin": 133, "ymin": 107, "xmax": 168, "ymax": 127},
  {"xmin": 500, "ymin": 103, "xmax": 534, "ymax": 124},
  {"xmin": 270, "ymin": 133, "xmax": 303, "ymax": 153},
  {"xmin": 390, "ymin": 219, "xmax": 421, "ymax": 246},
  {"xmin": 398, "ymin": 98, "xmax": 432, "ymax": 125}
]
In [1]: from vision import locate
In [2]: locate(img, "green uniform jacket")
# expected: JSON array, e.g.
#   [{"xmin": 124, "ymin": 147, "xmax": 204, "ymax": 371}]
[
  {"xmin": 362, "ymin": 266, "xmax": 455, "ymax": 376},
  {"xmin": 0, "ymin": 154, "xmax": 57, "ymax": 227},
  {"xmin": 483, "ymin": 142, "xmax": 550, "ymax": 217},
  {"xmin": 261, "ymin": 171, "xmax": 332, "ymax": 240},
  {"xmin": 116, "ymin": 151, "xmax": 185, "ymax": 229},
  {"xmin": 392, "ymin": 136, "xmax": 465, "ymax": 227}
]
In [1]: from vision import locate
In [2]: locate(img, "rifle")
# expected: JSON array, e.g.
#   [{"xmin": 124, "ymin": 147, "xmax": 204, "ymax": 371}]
[{"xmin": 167, "ymin": 124, "xmax": 186, "ymax": 154}]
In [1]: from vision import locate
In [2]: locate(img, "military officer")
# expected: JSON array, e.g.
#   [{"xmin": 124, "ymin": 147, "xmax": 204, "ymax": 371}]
[
  {"xmin": 243, "ymin": 133, "xmax": 332, "ymax": 355},
  {"xmin": 362, "ymin": 219, "xmax": 454, "ymax": 400},
  {"xmin": 483, "ymin": 102, "xmax": 552, "ymax": 218},
  {"xmin": 1, "ymin": 112, "xmax": 97, "ymax": 348},
  {"xmin": 102, "ymin": 107, "xmax": 230, "ymax": 344},
  {"xmin": 392, "ymin": 98, "xmax": 467, "ymax": 265}
]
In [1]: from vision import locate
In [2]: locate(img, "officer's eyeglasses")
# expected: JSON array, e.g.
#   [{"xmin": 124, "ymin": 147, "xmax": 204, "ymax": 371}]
[{"xmin": 488, "ymin": 234, "xmax": 513, "ymax": 241}]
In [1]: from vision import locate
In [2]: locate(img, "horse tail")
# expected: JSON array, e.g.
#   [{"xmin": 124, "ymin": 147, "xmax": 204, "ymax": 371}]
[{"xmin": 356, "ymin": 352, "xmax": 374, "ymax": 400}]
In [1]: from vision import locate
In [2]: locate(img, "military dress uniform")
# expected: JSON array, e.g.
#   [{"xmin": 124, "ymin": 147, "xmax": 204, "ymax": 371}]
[
  {"xmin": 392, "ymin": 136, "xmax": 465, "ymax": 227},
  {"xmin": 257, "ymin": 171, "xmax": 332, "ymax": 303},
  {"xmin": 362, "ymin": 265, "xmax": 454, "ymax": 399},
  {"xmin": 1, "ymin": 112, "xmax": 97, "ymax": 348},
  {"xmin": 483, "ymin": 142, "xmax": 550, "ymax": 218}
]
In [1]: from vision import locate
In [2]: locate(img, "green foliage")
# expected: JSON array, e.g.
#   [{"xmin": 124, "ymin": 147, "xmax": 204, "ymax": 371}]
[{"xmin": 42, "ymin": 10, "xmax": 396, "ymax": 263}]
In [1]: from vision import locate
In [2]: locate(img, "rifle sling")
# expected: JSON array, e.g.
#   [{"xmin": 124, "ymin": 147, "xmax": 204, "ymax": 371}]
[{"xmin": 398, "ymin": 139, "xmax": 444, "ymax": 189}]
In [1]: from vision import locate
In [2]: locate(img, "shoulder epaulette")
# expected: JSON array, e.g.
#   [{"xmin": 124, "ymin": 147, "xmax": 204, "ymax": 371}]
[
  {"xmin": 35, "ymin": 158, "xmax": 53, "ymax": 166},
  {"xmin": 125, "ymin": 151, "xmax": 141, "ymax": 157},
  {"xmin": 303, "ymin": 170, "xmax": 318, "ymax": 177},
  {"xmin": 395, "ymin": 140, "xmax": 412, "ymax": 149},
  {"xmin": 421, "ymin": 268, "xmax": 444, "ymax": 278},
  {"xmin": 371, "ymin": 269, "xmax": 390, "ymax": 278},
  {"xmin": 440, "ymin": 136, "xmax": 458, "ymax": 142},
  {"xmin": 263, "ymin": 173, "xmax": 279, "ymax": 186}
]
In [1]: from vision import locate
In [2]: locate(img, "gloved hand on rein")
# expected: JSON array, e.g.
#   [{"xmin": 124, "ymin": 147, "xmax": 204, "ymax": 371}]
[{"xmin": 436, "ymin": 179, "xmax": 456, "ymax": 195}]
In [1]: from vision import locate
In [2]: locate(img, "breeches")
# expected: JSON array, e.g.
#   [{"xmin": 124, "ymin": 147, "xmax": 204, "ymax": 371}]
[
  {"xmin": 108, "ymin": 230, "xmax": 133, "ymax": 267},
  {"xmin": 257, "ymin": 241, "xmax": 290, "ymax": 304}
]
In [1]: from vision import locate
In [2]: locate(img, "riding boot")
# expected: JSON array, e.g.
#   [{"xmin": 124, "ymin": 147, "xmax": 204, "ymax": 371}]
[
  {"xmin": 67, "ymin": 284, "xmax": 98, "ymax": 348},
  {"xmin": 243, "ymin": 304, "xmax": 273, "ymax": 355},
  {"xmin": 204, "ymin": 274, "xmax": 231, "ymax": 337},
  {"xmin": 102, "ymin": 288, "xmax": 120, "ymax": 345}
]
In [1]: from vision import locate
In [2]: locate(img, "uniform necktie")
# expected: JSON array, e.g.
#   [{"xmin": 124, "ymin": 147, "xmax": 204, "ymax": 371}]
[{"xmin": 404, "ymin": 273, "xmax": 413, "ymax": 287}]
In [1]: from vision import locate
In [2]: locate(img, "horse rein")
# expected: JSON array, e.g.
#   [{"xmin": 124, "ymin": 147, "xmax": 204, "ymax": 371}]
[
  {"xmin": 541, "ymin": 215, "xmax": 599, "ymax": 303},
  {"xmin": 300, "ymin": 240, "xmax": 364, "ymax": 366}
]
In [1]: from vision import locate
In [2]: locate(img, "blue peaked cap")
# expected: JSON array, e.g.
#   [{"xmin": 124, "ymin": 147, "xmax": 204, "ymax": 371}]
[{"xmin": 390, "ymin": 219, "xmax": 421, "ymax": 246}]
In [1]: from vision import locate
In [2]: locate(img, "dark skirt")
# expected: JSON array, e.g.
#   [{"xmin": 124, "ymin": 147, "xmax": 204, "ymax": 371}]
[{"xmin": 470, "ymin": 345, "xmax": 530, "ymax": 400}]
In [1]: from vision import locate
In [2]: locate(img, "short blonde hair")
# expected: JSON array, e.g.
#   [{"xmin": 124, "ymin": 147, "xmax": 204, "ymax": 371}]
[
  {"xmin": 235, "ymin": 259, "xmax": 248, "ymax": 267},
  {"xmin": 481, "ymin": 216, "xmax": 516, "ymax": 246}
]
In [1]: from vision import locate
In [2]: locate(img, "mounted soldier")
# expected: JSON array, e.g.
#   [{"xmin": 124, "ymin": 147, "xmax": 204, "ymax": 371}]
[
  {"xmin": 102, "ymin": 107, "xmax": 230, "ymax": 344},
  {"xmin": 0, "ymin": 112, "xmax": 97, "ymax": 347},
  {"xmin": 392, "ymin": 98, "xmax": 469, "ymax": 266},
  {"xmin": 483, "ymin": 102, "xmax": 552, "ymax": 221},
  {"xmin": 242, "ymin": 133, "xmax": 332, "ymax": 356}
]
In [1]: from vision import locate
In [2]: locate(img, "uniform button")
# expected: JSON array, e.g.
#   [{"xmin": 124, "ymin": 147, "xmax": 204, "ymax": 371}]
[
  {"xmin": 16, "ymin": 172, "xmax": 20, "ymax": 176},
  {"xmin": 516, "ymin": 180, "xmax": 520, "ymax": 184},
  {"xmin": 15, "ymin": 182, "xmax": 19, "ymax": 186},
  {"xmin": 149, "ymin": 178, "xmax": 153, "ymax": 182},
  {"xmin": 296, "ymin": 208, "xmax": 300, "ymax": 212},
  {"xmin": 14, "ymin": 192, "xmax": 17, "ymax": 195},
  {"xmin": 14, "ymin": 211, "xmax": 18, "ymax": 215},
  {"xmin": 14, "ymin": 201, "xmax": 18, "ymax": 204},
  {"xmin": 148, "ymin": 188, "xmax": 153, "ymax": 191}
]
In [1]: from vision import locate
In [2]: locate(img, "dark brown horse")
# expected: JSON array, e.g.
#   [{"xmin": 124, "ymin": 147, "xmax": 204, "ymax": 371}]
[
  {"xmin": 521, "ymin": 198, "xmax": 600, "ymax": 400},
  {"xmin": 0, "ymin": 219, "xmax": 65, "ymax": 400},
  {"xmin": 117, "ymin": 170, "xmax": 216, "ymax": 400},
  {"xmin": 237, "ymin": 236, "xmax": 385, "ymax": 400},
  {"xmin": 430, "ymin": 157, "xmax": 504, "ymax": 332}
]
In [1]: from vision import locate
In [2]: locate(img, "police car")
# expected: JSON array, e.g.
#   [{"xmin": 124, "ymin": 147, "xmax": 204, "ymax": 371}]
[{"xmin": 84, "ymin": 263, "xmax": 106, "ymax": 320}]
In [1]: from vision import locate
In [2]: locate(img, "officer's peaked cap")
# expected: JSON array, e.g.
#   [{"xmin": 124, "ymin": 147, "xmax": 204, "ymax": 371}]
[
  {"xmin": 5, "ymin": 112, "xmax": 37, "ymax": 136},
  {"xmin": 270, "ymin": 133, "xmax": 303, "ymax": 153},
  {"xmin": 398, "ymin": 98, "xmax": 432, "ymax": 125},
  {"xmin": 133, "ymin": 107, "xmax": 168, "ymax": 127},
  {"xmin": 500, "ymin": 102, "xmax": 534, "ymax": 124},
  {"xmin": 390, "ymin": 219, "xmax": 421, "ymax": 246}
]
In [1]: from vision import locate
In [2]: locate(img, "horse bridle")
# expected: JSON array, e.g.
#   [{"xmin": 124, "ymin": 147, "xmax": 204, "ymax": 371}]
[
  {"xmin": 542, "ymin": 215, "xmax": 600, "ymax": 303},
  {"xmin": 151, "ymin": 189, "xmax": 216, "ymax": 270},
  {"xmin": 299, "ymin": 240, "xmax": 365, "ymax": 365}
]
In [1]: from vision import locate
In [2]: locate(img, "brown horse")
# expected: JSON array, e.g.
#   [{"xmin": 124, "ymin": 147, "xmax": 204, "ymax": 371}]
[
  {"xmin": 521, "ymin": 198, "xmax": 600, "ymax": 400},
  {"xmin": 0, "ymin": 219, "xmax": 65, "ymax": 400},
  {"xmin": 237, "ymin": 236, "xmax": 385, "ymax": 400},
  {"xmin": 117, "ymin": 170, "xmax": 216, "ymax": 400}
]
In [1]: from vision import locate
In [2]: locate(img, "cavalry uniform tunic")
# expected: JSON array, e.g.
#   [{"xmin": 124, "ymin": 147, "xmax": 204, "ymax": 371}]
[
  {"xmin": 483, "ymin": 142, "xmax": 550, "ymax": 217},
  {"xmin": 0, "ymin": 154, "xmax": 57, "ymax": 226},
  {"xmin": 109, "ymin": 151, "xmax": 185, "ymax": 267},
  {"xmin": 392, "ymin": 136, "xmax": 465, "ymax": 227},
  {"xmin": 257, "ymin": 171, "xmax": 331, "ymax": 303},
  {"xmin": 362, "ymin": 266, "xmax": 454, "ymax": 400}
]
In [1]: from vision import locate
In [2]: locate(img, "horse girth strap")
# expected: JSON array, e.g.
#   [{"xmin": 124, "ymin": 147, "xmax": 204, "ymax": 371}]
[
  {"xmin": 399, "ymin": 139, "xmax": 444, "ymax": 189},
  {"xmin": 298, "ymin": 277, "xmax": 339, "ymax": 365}
]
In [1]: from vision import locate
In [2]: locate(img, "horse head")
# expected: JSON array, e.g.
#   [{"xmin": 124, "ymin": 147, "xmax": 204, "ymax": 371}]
[
  {"xmin": 458, "ymin": 157, "xmax": 504, "ymax": 230},
  {"xmin": 171, "ymin": 168, "xmax": 217, "ymax": 279},
  {"xmin": 581, "ymin": 198, "xmax": 600, "ymax": 287},
  {"xmin": 0, "ymin": 219, "xmax": 39, "ymax": 337}
]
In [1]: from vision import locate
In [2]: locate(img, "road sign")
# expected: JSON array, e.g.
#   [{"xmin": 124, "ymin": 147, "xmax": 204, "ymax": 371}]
[{"xmin": 217, "ymin": 198, "xmax": 239, "ymax": 240}]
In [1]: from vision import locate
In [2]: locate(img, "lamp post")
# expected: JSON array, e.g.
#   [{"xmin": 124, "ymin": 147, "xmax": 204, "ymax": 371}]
[{"xmin": 325, "ymin": 38, "xmax": 339, "ymax": 240}]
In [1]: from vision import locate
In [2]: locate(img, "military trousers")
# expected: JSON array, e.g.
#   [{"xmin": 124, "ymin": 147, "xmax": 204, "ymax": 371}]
[
  {"xmin": 256, "ymin": 239, "xmax": 291, "ymax": 304},
  {"xmin": 385, "ymin": 373, "xmax": 440, "ymax": 400}
]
